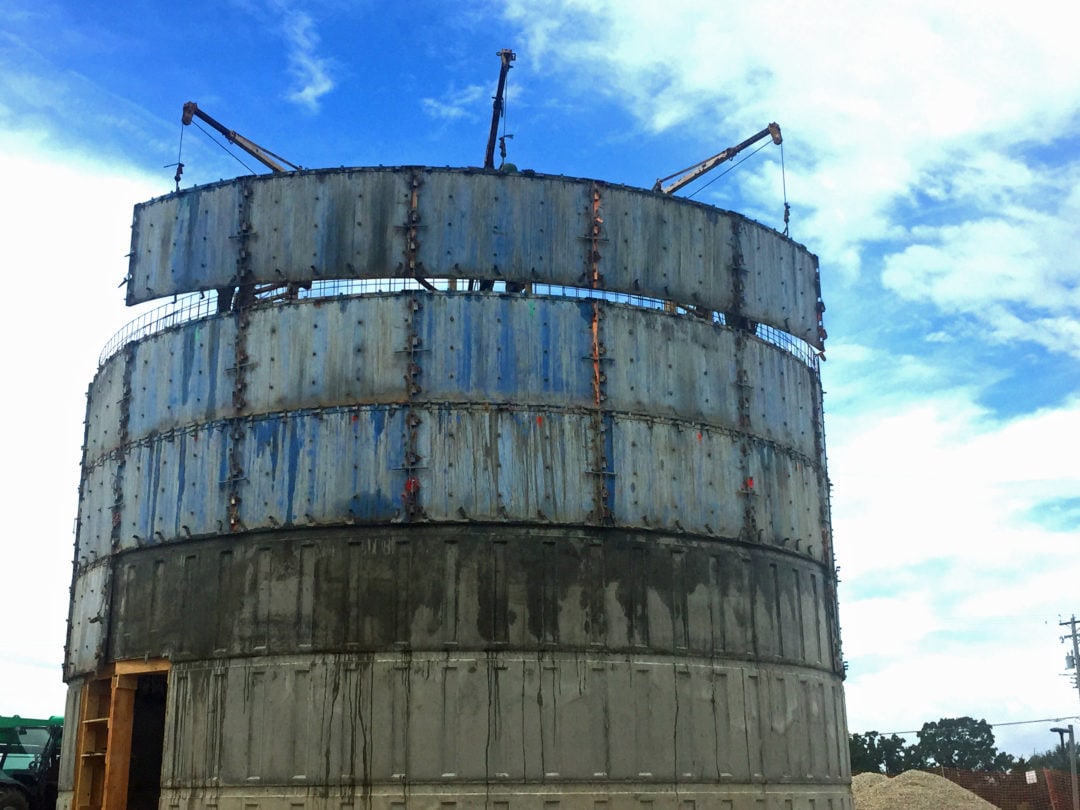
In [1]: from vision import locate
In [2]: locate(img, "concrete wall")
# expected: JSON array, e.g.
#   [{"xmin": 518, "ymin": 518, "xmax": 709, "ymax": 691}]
[{"xmin": 65, "ymin": 169, "xmax": 847, "ymax": 809}]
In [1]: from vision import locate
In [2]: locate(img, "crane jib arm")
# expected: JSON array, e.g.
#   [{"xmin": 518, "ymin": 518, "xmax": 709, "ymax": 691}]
[
  {"xmin": 181, "ymin": 101, "xmax": 301, "ymax": 174},
  {"xmin": 654, "ymin": 122, "xmax": 782, "ymax": 195}
]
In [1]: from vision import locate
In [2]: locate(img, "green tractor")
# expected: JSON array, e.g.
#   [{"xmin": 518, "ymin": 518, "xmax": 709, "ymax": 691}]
[{"xmin": 0, "ymin": 716, "xmax": 62, "ymax": 810}]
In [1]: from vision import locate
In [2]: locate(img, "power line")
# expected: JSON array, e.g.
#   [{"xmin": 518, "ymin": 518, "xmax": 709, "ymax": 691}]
[{"xmin": 875, "ymin": 716, "xmax": 1080, "ymax": 736}]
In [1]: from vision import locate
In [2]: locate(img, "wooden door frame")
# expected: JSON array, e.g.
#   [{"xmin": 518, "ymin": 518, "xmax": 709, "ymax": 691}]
[{"xmin": 72, "ymin": 660, "xmax": 171, "ymax": 810}]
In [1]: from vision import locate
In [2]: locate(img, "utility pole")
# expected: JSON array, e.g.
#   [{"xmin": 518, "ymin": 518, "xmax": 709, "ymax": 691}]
[
  {"xmin": 1051, "ymin": 725, "xmax": 1080, "ymax": 810},
  {"xmin": 1062, "ymin": 615, "xmax": 1080, "ymax": 707}
]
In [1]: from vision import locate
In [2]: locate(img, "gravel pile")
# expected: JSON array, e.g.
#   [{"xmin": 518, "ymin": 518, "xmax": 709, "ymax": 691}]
[{"xmin": 852, "ymin": 769, "xmax": 1000, "ymax": 810}]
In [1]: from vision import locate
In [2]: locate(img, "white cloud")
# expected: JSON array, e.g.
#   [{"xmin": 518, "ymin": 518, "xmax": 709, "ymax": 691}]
[
  {"xmin": 267, "ymin": 2, "xmax": 335, "ymax": 112},
  {"xmin": 421, "ymin": 83, "xmax": 488, "ymax": 121}
]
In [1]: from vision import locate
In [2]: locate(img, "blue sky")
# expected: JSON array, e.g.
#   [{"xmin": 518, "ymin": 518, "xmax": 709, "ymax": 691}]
[{"xmin": 2, "ymin": 0, "xmax": 1078, "ymax": 759}]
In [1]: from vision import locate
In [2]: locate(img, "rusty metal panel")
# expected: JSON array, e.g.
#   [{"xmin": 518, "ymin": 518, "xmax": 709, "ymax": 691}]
[
  {"xmin": 242, "ymin": 297, "xmax": 404, "ymax": 414},
  {"xmin": 423, "ymin": 407, "xmax": 593, "ymax": 524},
  {"xmin": 237, "ymin": 408, "xmax": 403, "ymax": 529},
  {"xmin": 740, "ymin": 219, "xmax": 822, "ymax": 347},
  {"xmin": 599, "ymin": 186, "xmax": 738, "ymax": 313},
  {"xmin": 417, "ymin": 295, "xmax": 595, "ymax": 408},
  {"xmin": 416, "ymin": 170, "xmax": 588, "ymax": 287},
  {"xmin": 76, "ymin": 458, "xmax": 117, "ymax": 565},
  {"xmin": 603, "ymin": 305, "xmax": 740, "ymax": 425},
  {"xmin": 66, "ymin": 562, "xmax": 110, "ymax": 675},
  {"xmin": 611, "ymin": 417, "xmax": 744, "ymax": 538},
  {"xmin": 246, "ymin": 169, "xmax": 403, "ymax": 281},
  {"xmin": 83, "ymin": 355, "xmax": 127, "ymax": 459},
  {"xmin": 125, "ymin": 316, "xmax": 234, "ymax": 439},
  {"xmin": 127, "ymin": 182, "xmax": 244, "ymax": 304}
]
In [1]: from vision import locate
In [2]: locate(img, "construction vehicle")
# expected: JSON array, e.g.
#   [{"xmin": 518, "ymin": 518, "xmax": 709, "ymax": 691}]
[
  {"xmin": 0, "ymin": 717, "xmax": 62, "ymax": 810},
  {"xmin": 653, "ymin": 122, "xmax": 782, "ymax": 194}
]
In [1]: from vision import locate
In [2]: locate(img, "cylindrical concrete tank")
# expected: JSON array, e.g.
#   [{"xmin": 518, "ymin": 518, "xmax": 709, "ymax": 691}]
[{"xmin": 61, "ymin": 168, "xmax": 849, "ymax": 810}]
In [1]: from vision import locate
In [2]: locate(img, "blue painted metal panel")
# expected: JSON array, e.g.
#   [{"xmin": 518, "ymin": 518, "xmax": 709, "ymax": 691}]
[
  {"xmin": 599, "ymin": 186, "xmax": 738, "ymax": 313},
  {"xmin": 603, "ymin": 304, "xmax": 741, "ymax": 426},
  {"xmin": 119, "ymin": 423, "xmax": 229, "ymax": 547},
  {"xmin": 237, "ymin": 407, "xmax": 402, "ymax": 529},
  {"xmin": 744, "ymin": 339, "xmax": 819, "ymax": 459},
  {"xmin": 126, "ymin": 316, "xmax": 233, "ymax": 441},
  {"xmin": 246, "ymin": 169, "xmax": 403, "ymax": 282},
  {"xmin": 66, "ymin": 562, "xmax": 109, "ymax": 675},
  {"xmin": 609, "ymin": 418, "xmax": 745, "ymax": 538},
  {"xmin": 740, "ymin": 220, "xmax": 822, "ymax": 346},
  {"xmin": 417, "ymin": 295, "xmax": 595, "ymax": 407},
  {"xmin": 76, "ymin": 458, "xmax": 118, "ymax": 564},
  {"xmin": 421, "ymin": 406, "xmax": 593, "ymax": 524},
  {"xmin": 128, "ymin": 182, "xmax": 243, "ymax": 303},
  {"xmin": 242, "ymin": 296, "xmax": 405, "ymax": 414},
  {"xmin": 83, "ymin": 356, "xmax": 126, "ymax": 458},
  {"xmin": 416, "ymin": 171, "xmax": 588, "ymax": 288},
  {"xmin": 747, "ymin": 442, "xmax": 825, "ymax": 557}
]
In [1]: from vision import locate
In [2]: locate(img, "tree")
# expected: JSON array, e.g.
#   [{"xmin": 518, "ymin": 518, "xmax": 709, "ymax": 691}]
[
  {"xmin": 1024, "ymin": 743, "xmax": 1080, "ymax": 772},
  {"xmin": 849, "ymin": 731, "xmax": 915, "ymax": 775},
  {"xmin": 850, "ymin": 716, "xmax": 1020, "ymax": 775},
  {"xmin": 913, "ymin": 716, "xmax": 1015, "ymax": 772}
]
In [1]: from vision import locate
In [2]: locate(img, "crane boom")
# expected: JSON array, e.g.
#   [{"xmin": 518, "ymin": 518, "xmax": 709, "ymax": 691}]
[
  {"xmin": 484, "ymin": 49, "xmax": 516, "ymax": 170},
  {"xmin": 653, "ymin": 122, "xmax": 782, "ymax": 195},
  {"xmin": 182, "ymin": 101, "xmax": 301, "ymax": 173}
]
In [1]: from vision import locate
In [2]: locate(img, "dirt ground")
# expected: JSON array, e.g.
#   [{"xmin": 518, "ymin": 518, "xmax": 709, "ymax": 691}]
[{"xmin": 852, "ymin": 770, "xmax": 1001, "ymax": 810}]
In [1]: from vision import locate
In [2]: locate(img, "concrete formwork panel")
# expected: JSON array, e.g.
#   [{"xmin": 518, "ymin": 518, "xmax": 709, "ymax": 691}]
[
  {"xmin": 602, "ymin": 305, "xmax": 740, "ymax": 428},
  {"xmin": 241, "ymin": 296, "xmax": 404, "ymax": 412},
  {"xmin": 77, "ymin": 404, "xmax": 824, "ymax": 550},
  {"xmin": 417, "ymin": 295, "xmax": 596, "ymax": 407},
  {"xmin": 114, "ymin": 422, "xmax": 229, "ymax": 548},
  {"xmin": 129, "ymin": 180, "xmax": 246, "ymax": 299},
  {"xmin": 74, "ymin": 456, "xmax": 118, "ymax": 564},
  {"xmin": 126, "ymin": 315, "xmax": 233, "ymax": 438},
  {"xmin": 79, "ymin": 295, "xmax": 826, "ymax": 548},
  {"xmin": 81, "ymin": 356, "xmax": 127, "ymax": 459},
  {"xmin": 738, "ymin": 219, "xmax": 823, "ymax": 346},
  {"xmin": 65, "ymin": 561, "xmax": 110, "ymax": 674},
  {"xmin": 598, "ymin": 186, "xmax": 737, "ymax": 314},
  {"xmin": 126, "ymin": 169, "xmax": 824, "ymax": 349},
  {"xmin": 246, "ymin": 169, "xmax": 403, "ymax": 280},
  {"xmin": 416, "ymin": 170, "xmax": 588, "ymax": 285}
]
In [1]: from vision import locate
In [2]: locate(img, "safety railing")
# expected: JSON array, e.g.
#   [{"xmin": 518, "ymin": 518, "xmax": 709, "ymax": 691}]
[{"xmin": 99, "ymin": 278, "xmax": 820, "ymax": 369}]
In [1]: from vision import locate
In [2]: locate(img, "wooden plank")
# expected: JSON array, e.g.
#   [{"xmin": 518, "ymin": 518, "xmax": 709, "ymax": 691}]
[
  {"xmin": 113, "ymin": 658, "xmax": 172, "ymax": 675},
  {"xmin": 101, "ymin": 675, "xmax": 136, "ymax": 810},
  {"xmin": 73, "ymin": 678, "xmax": 110, "ymax": 810}
]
